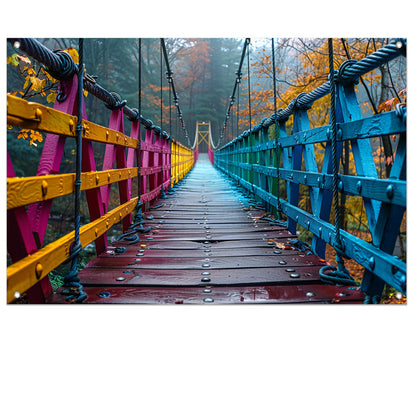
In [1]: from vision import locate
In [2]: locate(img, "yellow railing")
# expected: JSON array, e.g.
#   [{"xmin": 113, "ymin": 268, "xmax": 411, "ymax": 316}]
[{"xmin": 7, "ymin": 93, "xmax": 195, "ymax": 303}]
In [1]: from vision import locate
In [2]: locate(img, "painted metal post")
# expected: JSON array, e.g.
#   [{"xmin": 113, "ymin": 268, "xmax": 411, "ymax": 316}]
[{"xmin": 27, "ymin": 76, "xmax": 80, "ymax": 247}]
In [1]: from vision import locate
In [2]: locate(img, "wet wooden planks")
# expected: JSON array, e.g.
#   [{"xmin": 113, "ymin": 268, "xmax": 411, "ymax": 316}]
[{"xmin": 48, "ymin": 154, "xmax": 364, "ymax": 304}]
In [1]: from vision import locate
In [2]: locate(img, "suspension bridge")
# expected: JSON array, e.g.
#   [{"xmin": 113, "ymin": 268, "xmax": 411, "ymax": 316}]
[{"xmin": 6, "ymin": 37, "xmax": 406, "ymax": 304}]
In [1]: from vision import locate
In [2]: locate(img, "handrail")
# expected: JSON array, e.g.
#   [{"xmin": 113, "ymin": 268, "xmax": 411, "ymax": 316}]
[
  {"xmin": 7, "ymin": 39, "xmax": 195, "ymax": 303},
  {"xmin": 7, "ymin": 38, "xmax": 184, "ymax": 142},
  {"xmin": 214, "ymin": 38, "xmax": 407, "ymax": 301},
  {"xmin": 218, "ymin": 38, "xmax": 406, "ymax": 149}
]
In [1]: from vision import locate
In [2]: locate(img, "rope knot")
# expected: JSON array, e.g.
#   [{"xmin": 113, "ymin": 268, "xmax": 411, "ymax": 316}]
[
  {"xmin": 143, "ymin": 118, "xmax": 153, "ymax": 129},
  {"xmin": 319, "ymin": 264, "xmax": 359, "ymax": 286},
  {"xmin": 47, "ymin": 50, "xmax": 78, "ymax": 80},
  {"xmin": 128, "ymin": 107, "xmax": 141, "ymax": 122},
  {"xmin": 276, "ymin": 108, "xmax": 289, "ymax": 123},
  {"xmin": 105, "ymin": 92, "xmax": 127, "ymax": 110},
  {"xmin": 336, "ymin": 59, "xmax": 359, "ymax": 85},
  {"xmin": 293, "ymin": 92, "xmax": 312, "ymax": 111}
]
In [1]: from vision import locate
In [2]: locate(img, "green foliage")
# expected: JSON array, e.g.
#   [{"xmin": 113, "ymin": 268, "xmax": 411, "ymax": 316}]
[{"xmin": 48, "ymin": 249, "xmax": 96, "ymax": 291}]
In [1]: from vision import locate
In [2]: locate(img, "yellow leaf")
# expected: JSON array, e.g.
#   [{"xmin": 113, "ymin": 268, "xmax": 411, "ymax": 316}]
[
  {"xmin": 9, "ymin": 54, "xmax": 19, "ymax": 66},
  {"xmin": 47, "ymin": 92, "xmax": 57, "ymax": 103},
  {"xmin": 63, "ymin": 47, "xmax": 79, "ymax": 64},
  {"xmin": 23, "ymin": 76, "xmax": 30, "ymax": 89},
  {"xmin": 29, "ymin": 130, "xmax": 43, "ymax": 143},
  {"xmin": 17, "ymin": 130, "xmax": 29, "ymax": 139},
  {"xmin": 29, "ymin": 76, "xmax": 42, "ymax": 91}
]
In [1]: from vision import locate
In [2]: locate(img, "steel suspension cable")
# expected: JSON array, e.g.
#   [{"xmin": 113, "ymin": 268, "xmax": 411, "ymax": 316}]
[
  {"xmin": 236, "ymin": 82, "xmax": 240, "ymax": 134},
  {"xmin": 62, "ymin": 38, "xmax": 87, "ymax": 303},
  {"xmin": 160, "ymin": 40, "xmax": 163, "ymax": 133},
  {"xmin": 160, "ymin": 38, "xmax": 190, "ymax": 147},
  {"xmin": 319, "ymin": 38, "xmax": 357, "ymax": 288},
  {"xmin": 247, "ymin": 39, "xmax": 252, "ymax": 132},
  {"xmin": 271, "ymin": 37, "xmax": 282, "ymax": 218},
  {"xmin": 329, "ymin": 38, "xmax": 342, "ymax": 249},
  {"xmin": 133, "ymin": 38, "xmax": 144, "ymax": 225},
  {"xmin": 219, "ymin": 38, "xmax": 250, "ymax": 144}
]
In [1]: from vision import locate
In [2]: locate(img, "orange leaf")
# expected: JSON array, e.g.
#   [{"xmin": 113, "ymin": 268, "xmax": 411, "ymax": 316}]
[
  {"xmin": 398, "ymin": 88, "xmax": 406, "ymax": 97},
  {"xmin": 17, "ymin": 54, "xmax": 31, "ymax": 64}
]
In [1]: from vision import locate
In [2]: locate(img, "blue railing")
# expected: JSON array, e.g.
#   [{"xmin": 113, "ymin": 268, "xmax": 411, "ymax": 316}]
[{"xmin": 214, "ymin": 39, "xmax": 406, "ymax": 300}]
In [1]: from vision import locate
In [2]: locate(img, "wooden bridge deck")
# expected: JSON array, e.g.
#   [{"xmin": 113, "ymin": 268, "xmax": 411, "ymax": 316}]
[{"xmin": 47, "ymin": 154, "xmax": 365, "ymax": 304}]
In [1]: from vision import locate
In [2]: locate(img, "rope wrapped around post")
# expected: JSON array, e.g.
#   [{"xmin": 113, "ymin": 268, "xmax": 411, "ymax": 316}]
[{"xmin": 318, "ymin": 38, "xmax": 358, "ymax": 289}]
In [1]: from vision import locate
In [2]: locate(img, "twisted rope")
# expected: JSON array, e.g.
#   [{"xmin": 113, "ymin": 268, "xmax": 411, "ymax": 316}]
[
  {"xmin": 220, "ymin": 38, "xmax": 405, "ymax": 145},
  {"xmin": 328, "ymin": 39, "xmax": 342, "ymax": 249},
  {"xmin": 62, "ymin": 38, "xmax": 87, "ymax": 303},
  {"xmin": 271, "ymin": 37, "xmax": 282, "ymax": 218},
  {"xmin": 160, "ymin": 38, "xmax": 190, "ymax": 147},
  {"xmin": 9, "ymin": 38, "xmax": 77, "ymax": 80},
  {"xmin": 318, "ymin": 38, "xmax": 355, "ymax": 289},
  {"xmin": 9, "ymin": 38, "xmax": 177, "ymax": 143}
]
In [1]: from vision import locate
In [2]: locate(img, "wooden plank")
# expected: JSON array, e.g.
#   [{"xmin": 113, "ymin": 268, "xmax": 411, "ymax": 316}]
[
  {"xmin": 84, "ymin": 253, "xmax": 322, "ymax": 270},
  {"xmin": 47, "ymin": 284, "xmax": 364, "ymax": 304},
  {"xmin": 95, "ymin": 246, "xmax": 298, "ymax": 258},
  {"xmin": 139, "ymin": 231, "xmax": 294, "ymax": 242},
  {"xmin": 75, "ymin": 265, "xmax": 324, "ymax": 286}
]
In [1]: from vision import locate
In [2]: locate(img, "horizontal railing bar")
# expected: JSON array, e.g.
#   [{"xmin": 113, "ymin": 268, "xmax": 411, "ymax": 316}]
[
  {"xmin": 7, "ymin": 197, "xmax": 138, "ymax": 303},
  {"xmin": 338, "ymin": 175, "xmax": 406, "ymax": 206},
  {"xmin": 7, "ymin": 168, "xmax": 140, "ymax": 209},
  {"xmin": 217, "ymin": 164, "xmax": 406, "ymax": 292},
  {"xmin": 8, "ymin": 94, "xmax": 194, "ymax": 153},
  {"xmin": 7, "ymin": 95, "xmax": 139, "ymax": 149},
  {"xmin": 218, "ymin": 111, "xmax": 405, "ymax": 153},
  {"xmin": 219, "ymin": 160, "xmax": 405, "ymax": 206}
]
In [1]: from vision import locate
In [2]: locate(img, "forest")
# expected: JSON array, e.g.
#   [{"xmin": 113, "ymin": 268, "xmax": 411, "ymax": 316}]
[{"xmin": 7, "ymin": 37, "xmax": 406, "ymax": 301}]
